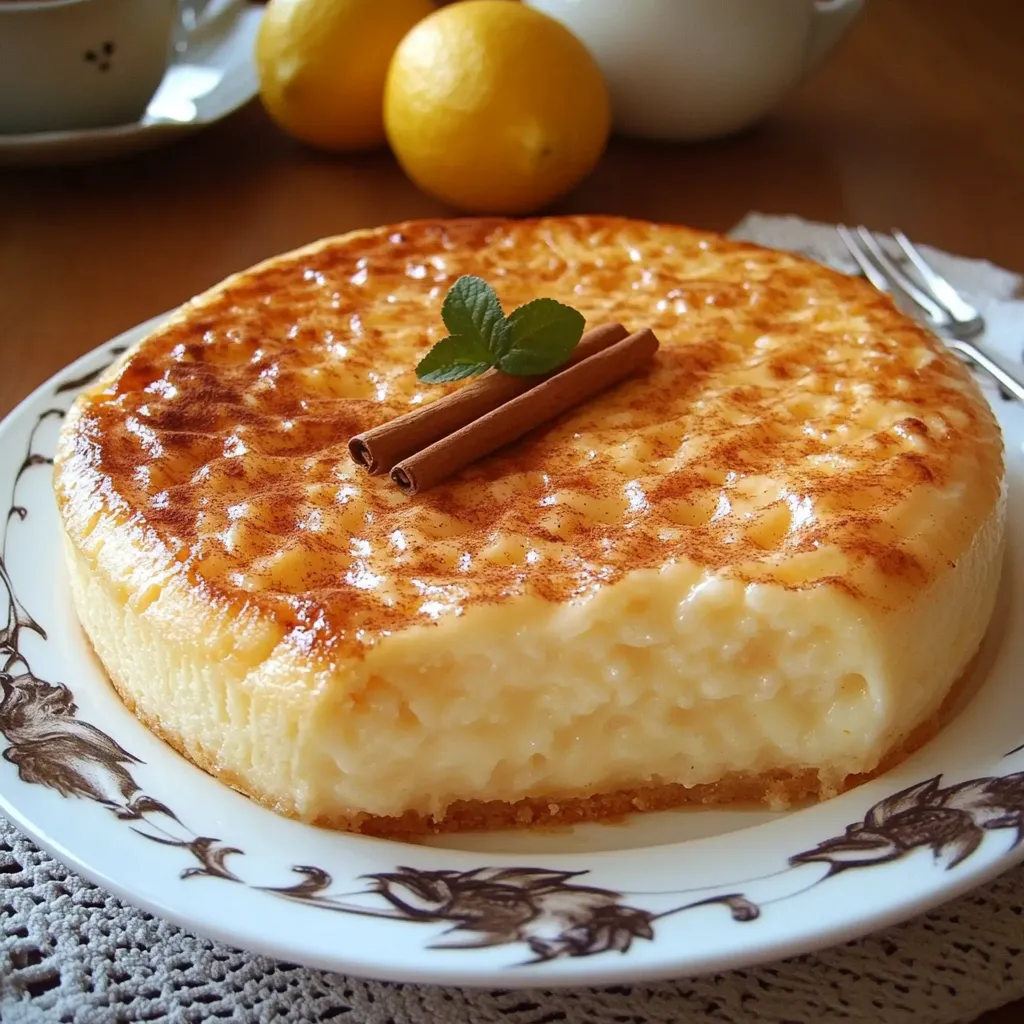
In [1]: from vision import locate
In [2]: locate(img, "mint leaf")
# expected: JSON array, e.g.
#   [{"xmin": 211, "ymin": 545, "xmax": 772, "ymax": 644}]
[
  {"xmin": 415, "ymin": 277, "xmax": 588, "ymax": 384},
  {"xmin": 416, "ymin": 335, "xmax": 493, "ymax": 383},
  {"xmin": 497, "ymin": 298, "xmax": 586, "ymax": 376},
  {"xmin": 441, "ymin": 275, "xmax": 509, "ymax": 360}
]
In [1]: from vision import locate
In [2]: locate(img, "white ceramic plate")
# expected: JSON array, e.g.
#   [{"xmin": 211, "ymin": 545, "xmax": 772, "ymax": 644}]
[
  {"xmin": 0, "ymin": 3, "xmax": 261, "ymax": 168},
  {"xmin": 2, "ymin": 314, "xmax": 1024, "ymax": 987}
]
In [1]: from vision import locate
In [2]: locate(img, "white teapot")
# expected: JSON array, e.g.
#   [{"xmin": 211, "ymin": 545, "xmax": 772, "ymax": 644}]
[{"xmin": 524, "ymin": 0, "xmax": 864, "ymax": 141}]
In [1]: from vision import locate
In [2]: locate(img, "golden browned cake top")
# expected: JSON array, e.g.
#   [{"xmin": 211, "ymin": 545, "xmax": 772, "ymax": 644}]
[{"xmin": 57, "ymin": 216, "xmax": 1003, "ymax": 652}]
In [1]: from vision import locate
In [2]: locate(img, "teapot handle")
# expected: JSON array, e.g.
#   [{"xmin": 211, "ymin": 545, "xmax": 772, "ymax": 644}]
[{"xmin": 803, "ymin": 0, "xmax": 864, "ymax": 73}]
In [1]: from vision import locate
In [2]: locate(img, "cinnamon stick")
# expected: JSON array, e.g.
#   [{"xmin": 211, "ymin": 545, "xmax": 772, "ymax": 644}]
[
  {"xmin": 390, "ymin": 328, "xmax": 660, "ymax": 496},
  {"xmin": 348, "ymin": 322, "xmax": 629, "ymax": 474}
]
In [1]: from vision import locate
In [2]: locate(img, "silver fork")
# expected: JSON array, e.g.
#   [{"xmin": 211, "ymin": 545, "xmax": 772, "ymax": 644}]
[{"xmin": 838, "ymin": 225, "xmax": 1024, "ymax": 404}]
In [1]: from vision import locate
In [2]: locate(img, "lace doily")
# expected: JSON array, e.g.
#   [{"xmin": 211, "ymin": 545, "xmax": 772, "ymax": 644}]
[
  {"xmin": 3, "ymin": 213, "xmax": 1024, "ymax": 1024},
  {"xmin": 4, "ymin": 817, "xmax": 1024, "ymax": 1024}
]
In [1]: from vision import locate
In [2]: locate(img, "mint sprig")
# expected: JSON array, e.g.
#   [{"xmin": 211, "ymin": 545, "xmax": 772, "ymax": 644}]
[{"xmin": 416, "ymin": 275, "xmax": 586, "ymax": 383}]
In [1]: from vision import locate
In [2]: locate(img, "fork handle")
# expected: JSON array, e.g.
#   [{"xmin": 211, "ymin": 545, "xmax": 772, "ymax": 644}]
[{"xmin": 948, "ymin": 338, "xmax": 1024, "ymax": 406}]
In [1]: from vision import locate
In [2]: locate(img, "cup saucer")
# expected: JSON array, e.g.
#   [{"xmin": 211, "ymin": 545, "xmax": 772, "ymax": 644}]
[{"xmin": 0, "ymin": 1, "xmax": 261, "ymax": 168}]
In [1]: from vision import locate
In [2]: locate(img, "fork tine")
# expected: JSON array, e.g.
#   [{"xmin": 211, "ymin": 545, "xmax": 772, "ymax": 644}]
[
  {"xmin": 890, "ymin": 230, "xmax": 980, "ymax": 323},
  {"xmin": 837, "ymin": 225, "xmax": 892, "ymax": 293},
  {"xmin": 854, "ymin": 227, "xmax": 951, "ymax": 326}
]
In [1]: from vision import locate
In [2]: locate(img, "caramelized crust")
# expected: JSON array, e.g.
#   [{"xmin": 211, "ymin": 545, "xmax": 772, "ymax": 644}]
[{"xmin": 59, "ymin": 217, "xmax": 1001, "ymax": 658}]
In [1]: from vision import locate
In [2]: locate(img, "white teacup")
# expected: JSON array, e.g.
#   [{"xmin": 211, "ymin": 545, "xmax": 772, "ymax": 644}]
[
  {"xmin": 524, "ymin": 0, "xmax": 864, "ymax": 142},
  {"xmin": 0, "ymin": 0, "xmax": 205, "ymax": 135}
]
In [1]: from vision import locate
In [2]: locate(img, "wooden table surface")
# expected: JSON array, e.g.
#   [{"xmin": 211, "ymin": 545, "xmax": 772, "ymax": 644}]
[{"xmin": 1, "ymin": 0, "xmax": 1022, "ymax": 1019}]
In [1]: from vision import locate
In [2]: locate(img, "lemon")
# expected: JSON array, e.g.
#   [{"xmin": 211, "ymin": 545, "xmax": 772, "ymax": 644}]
[
  {"xmin": 257, "ymin": 0, "xmax": 436, "ymax": 152},
  {"xmin": 384, "ymin": 1, "xmax": 610, "ymax": 214}
]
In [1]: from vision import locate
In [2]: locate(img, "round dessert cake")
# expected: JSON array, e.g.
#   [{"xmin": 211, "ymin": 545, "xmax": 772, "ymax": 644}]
[{"xmin": 53, "ymin": 216, "xmax": 1006, "ymax": 836}]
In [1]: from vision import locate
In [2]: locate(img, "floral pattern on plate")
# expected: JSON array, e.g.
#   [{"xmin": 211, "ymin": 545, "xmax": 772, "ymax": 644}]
[{"xmin": 2, "ymin": 332, "xmax": 1023, "ymax": 975}]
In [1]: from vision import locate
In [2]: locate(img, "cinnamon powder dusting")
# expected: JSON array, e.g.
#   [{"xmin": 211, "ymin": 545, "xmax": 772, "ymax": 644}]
[{"xmin": 58, "ymin": 216, "xmax": 1004, "ymax": 654}]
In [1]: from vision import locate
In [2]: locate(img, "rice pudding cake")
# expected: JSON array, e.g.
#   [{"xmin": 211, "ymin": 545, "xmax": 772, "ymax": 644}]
[{"xmin": 53, "ymin": 216, "xmax": 1005, "ymax": 835}]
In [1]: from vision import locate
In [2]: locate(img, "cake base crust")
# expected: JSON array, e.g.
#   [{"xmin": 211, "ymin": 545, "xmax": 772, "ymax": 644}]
[{"xmin": 104, "ymin": 642, "xmax": 962, "ymax": 838}]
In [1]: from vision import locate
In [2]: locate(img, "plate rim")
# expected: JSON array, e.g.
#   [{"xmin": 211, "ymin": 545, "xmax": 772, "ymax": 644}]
[{"xmin": 2, "ymin": 314, "xmax": 1024, "ymax": 987}]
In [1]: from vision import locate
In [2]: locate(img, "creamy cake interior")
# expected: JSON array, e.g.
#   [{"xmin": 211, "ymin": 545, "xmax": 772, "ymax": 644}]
[{"xmin": 54, "ymin": 216, "xmax": 1005, "ymax": 834}]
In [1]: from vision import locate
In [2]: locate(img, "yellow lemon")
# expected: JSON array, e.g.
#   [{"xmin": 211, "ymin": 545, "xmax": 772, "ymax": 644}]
[
  {"xmin": 257, "ymin": 0, "xmax": 436, "ymax": 152},
  {"xmin": 384, "ymin": 0, "xmax": 610, "ymax": 214}
]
